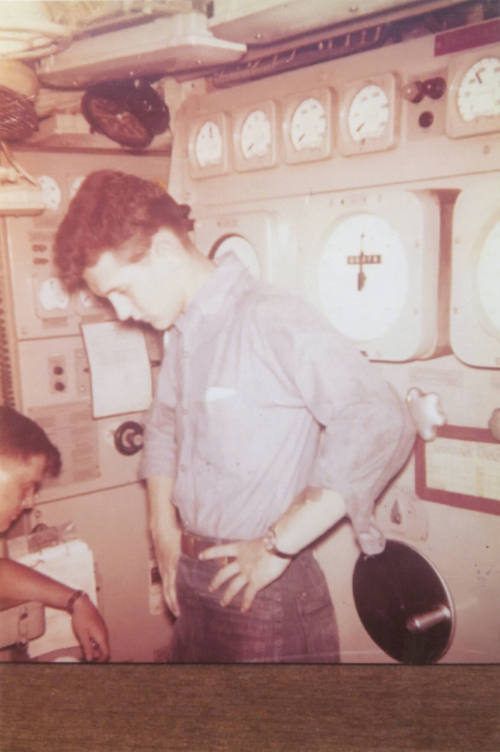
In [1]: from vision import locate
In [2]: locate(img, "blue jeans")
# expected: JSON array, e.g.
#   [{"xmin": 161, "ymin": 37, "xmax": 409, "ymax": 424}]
[{"xmin": 170, "ymin": 548, "xmax": 339, "ymax": 663}]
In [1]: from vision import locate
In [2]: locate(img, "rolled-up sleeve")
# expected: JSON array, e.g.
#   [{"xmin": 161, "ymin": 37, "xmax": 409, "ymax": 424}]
[
  {"xmin": 254, "ymin": 294, "xmax": 416, "ymax": 550},
  {"xmin": 139, "ymin": 332, "xmax": 179, "ymax": 479}
]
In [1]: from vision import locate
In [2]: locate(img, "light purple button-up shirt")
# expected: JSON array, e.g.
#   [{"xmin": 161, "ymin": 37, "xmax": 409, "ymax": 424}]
[{"xmin": 139, "ymin": 254, "xmax": 415, "ymax": 550}]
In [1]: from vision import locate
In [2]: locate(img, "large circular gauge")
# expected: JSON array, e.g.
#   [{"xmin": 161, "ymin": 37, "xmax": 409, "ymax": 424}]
[
  {"xmin": 240, "ymin": 109, "xmax": 272, "ymax": 159},
  {"xmin": 210, "ymin": 235, "xmax": 261, "ymax": 279},
  {"xmin": 476, "ymin": 218, "xmax": 500, "ymax": 333},
  {"xmin": 457, "ymin": 56, "xmax": 500, "ymax": 122},
  {"xmin": 348, "ymin": 84, "xmax": 389, "ymax": 142},
  {"xmin": 290, "ymin": 96, "xmax": 327, "ymax": 151},
  {"xmin": 318, "ymin": 213, "xmax": 408, "ymax": 342},
  {"xmin": 195, "ymin": 120, "xmax": 223, "ymax": 167}
]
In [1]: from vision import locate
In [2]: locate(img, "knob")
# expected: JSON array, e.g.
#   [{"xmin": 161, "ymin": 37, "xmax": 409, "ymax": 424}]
[
  {"xmin": 402, "ymin": 80, "xmax": 425, "ymax": 103},
  {"xmin": 114, "ymin": 421, "xmax": 144, "ymax": 456},
  {"xmin": 423, "ymin": 76, "xmax": 446, "ymax": 100}
]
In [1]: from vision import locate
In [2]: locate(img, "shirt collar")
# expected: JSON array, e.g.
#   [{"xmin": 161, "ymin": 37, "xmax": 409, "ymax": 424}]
[{"xmin": 175, "ymin": 253, "xmax": 253, "ymax": 338}]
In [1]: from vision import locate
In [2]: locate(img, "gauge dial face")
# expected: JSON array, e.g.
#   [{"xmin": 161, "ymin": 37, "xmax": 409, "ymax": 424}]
[
  {"xmin": 39, "ymin": 277, "xmax": 69, "ymax": 312},
  {"xmin": 457, "ymin": 56, "xmax": 500, "ymax": 122},
  {"xmin": 195, "ymin": 120, "xmax": 223, "ymax": 167},
  {"xmin": 38, "ymin": 175, "xmax": 61, "ymax": 210},
  {"xmin": 240, "ymin": 109, "xmax": 272, "ymax": 159},
  {"xmin": 211, "ymin": 235, "xmax": 261, "ymax": 279},
  {"xmin": 348, "ymin": 84, "xmax": 389, "ymax": 141},
  {"xmin": 477, "ymin": 218, "xmax": 500, "ymax": 331},
  {"xmin": 318, "ymin": 213, "xmax": 408, "ymax": 341},
  {"xmin": 290, "ymin": 97, "xmax": 327, "ymax": 151}
]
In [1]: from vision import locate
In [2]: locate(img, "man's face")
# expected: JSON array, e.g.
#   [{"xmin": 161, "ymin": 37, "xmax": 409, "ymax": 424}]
[
  {"xmin": 83, "ymin": 232, "xmax": 186, "ymax": 331},
  {"xmin": 0, "ymin": 454, "xmax": 46, "ymax": 533}
]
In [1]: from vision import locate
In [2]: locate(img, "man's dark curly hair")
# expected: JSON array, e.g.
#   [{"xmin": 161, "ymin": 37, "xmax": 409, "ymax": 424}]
[
  {"xmin": 0, "ymin": 406, "xmax": 61, "ymax": 477},
  {"xmin": 53, "ymin": 170, "xmax": 195, "ymax": 291}
]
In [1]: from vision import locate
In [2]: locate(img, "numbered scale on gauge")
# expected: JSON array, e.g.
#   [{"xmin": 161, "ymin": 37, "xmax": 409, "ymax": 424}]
[
  {"xmin": 291, "ymin": 97, "xmax": 327, "ymax": 150},
  {"xmin": 195, "ymin": 120, "xmax": 223, "ymax": 167},
  {"xmin": 457, "ymin": 56, "xmax": 500, "ymax": 122},
  {"xmin": 339, "ymin": 73, "xmax": 399, "ymax": 154},
  {"xmin": 283, "ymin": 88, "xmax": 334, "ymax": 163},
  {"xmin": 233, "ymin": 102, "xmax": 277, "ymax": 170},
  {"xmin": 447, "ymin": 52, "xmax": 500, "ymax": 137},
  {"xmin": 241, "ymin": 109, "xmax": 272, "ymax": 158},
  {"xmin": 188, "ymin": 114, "xmax": 229, "ymax": 178},
  {"xmin": 348, "ymin": 84, "xmax": 389, "ymax": 142},
  {"xmin": 318, "ymin": 213, "xmax": 408, "ymax": 342}
]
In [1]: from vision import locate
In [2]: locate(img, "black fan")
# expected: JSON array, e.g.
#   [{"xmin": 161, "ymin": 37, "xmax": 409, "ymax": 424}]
[{"xmin": 81, "ymin": 79, "xmax": 170, "ymax": 148}]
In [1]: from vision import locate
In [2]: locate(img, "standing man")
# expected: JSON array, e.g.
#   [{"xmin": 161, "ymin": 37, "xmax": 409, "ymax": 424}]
[
  {"xmin": 54, "ymin": 170, "xmax": 415, "ymax": 662},
  {"xmin": 0, "ymin": 406, "xmax": 109, "ymax": 661}
]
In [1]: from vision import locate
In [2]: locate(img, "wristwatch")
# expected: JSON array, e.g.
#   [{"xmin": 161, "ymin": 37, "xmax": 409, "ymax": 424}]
[{"xmin": 263, "ymin": 525, "xmax": 295, "ymax": 559}]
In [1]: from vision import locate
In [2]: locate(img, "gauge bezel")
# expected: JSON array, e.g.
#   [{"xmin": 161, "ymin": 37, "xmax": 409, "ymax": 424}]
[
  {"xmin": 282, "ymin": 87, "xmax": 335, "ymax": 164},
  {"xmin": 338, "ymin": 72, "xmax": 400, "ymax": 155},
  {"xmin": 232, "ymin": 100, "xmax": 278, "ymax": 172},
  {"xmin": 446, "ymin": 48, "xmax": 500, "ymax": 138},
  {"xmin": 304, "ymin": 189, "xmax": 442, "ymax": 361},
  {"xmin": 188, "ymin": 112, "xmax": 230, "ymax": 179}
]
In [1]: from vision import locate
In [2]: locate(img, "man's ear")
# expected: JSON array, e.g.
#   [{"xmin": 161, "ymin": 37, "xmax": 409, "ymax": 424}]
[{"xmin": 150, "ymin": 229, "xmax": 183, "ymax": 266}]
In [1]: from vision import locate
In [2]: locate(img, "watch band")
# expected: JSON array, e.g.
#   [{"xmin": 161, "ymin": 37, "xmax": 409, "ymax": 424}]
[
  {"xmin": 263, "ymin": 525, "xmax": 295, "ymax": 559},
  {"xmin": 65, "ymin": 589, "xmax": 85, "ymax": 614}
]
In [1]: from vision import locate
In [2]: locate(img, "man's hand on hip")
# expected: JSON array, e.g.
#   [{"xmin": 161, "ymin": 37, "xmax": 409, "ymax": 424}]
[{"xmin": 199, "ymin": 538, "xmax": 291, "ymax": 612}]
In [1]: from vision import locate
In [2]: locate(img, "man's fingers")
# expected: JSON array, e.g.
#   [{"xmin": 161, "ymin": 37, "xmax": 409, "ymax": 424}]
[
  {"xmin": 199, "ymin": 543, "xmax": 237, "ymax": 560},
  {"xmin": 208, "ymin": 561, "xmax": 240, "ymax": 592},
  {"xmin": 219, "ymin": 573, "xmax": 247, "ymax": 606}
]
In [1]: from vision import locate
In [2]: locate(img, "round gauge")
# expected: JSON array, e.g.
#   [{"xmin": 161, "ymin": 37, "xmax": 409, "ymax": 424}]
[
  {"xmin": 210, "ymin": 235, "xmax": 261, "ymax": 279},
  {"xmin": 290, "ymin": 96, "xmax": 327, "ymax": 151},
  {"xmin": 476, "ymin": 218, "xmax": 500, "ymax": 332},
  {"xmin": 318, "ymin": 213, "xmax": 408, "ymax": 342},
  {"xmin": 38, "ymin": 175, "xmax": 61, "ymax": 210},
  {"xmin": 240, "ymin": 109, "xmax": 272, "ymax": 159},
  {"xmin": 457, "ymin": 56, "xmax": 500, "ymax": 122},
  {"xmin": 39, "ymin": 277, "xmax": 69, "ymax": 311},
  {"xmin": 348, "ymin": 84, "xmax": 389, "ymax": 142},
  {"xmin": 194, "ymin": 120, "xmax": 223, "ymax": 167}
]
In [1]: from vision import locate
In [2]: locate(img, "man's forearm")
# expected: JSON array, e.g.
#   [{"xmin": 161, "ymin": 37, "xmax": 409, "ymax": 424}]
[
  {"xmin": 0, "ymin": 558, "xmax": 76, "ymax": 609},
  {"xmin": 146, "ymin": 475, "xmax": 180, "ymax": 547},
  {"xmin": 270, "ymin": 487, "xmax": 347, "ymax": 555}
]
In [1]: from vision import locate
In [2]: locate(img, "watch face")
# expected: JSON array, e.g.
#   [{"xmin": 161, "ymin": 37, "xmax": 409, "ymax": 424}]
[
  {"xmin": 348, "ymin": 84, "xmax": 389, "ymax": 141},
  {"xmin": 290, "ymin": 96, "xmax": 327, "ymax": 151},
  {"xmin": 477, "ymin": 218, "xmax": 500, "ymax": 332},
  {"xmin": 240, "ymin": 109, "xmax": 272, "ymax": 158},
  {"xmin": 318, "ymin": 213, "xmax": 408, "ymax": 341},
  {"xmin": 195, "ymin": 120, "xmax": 223, "ymax": 167},
  {"xmin": 457, "ymin": 56, "xmax": 500, "ymax": 122}
]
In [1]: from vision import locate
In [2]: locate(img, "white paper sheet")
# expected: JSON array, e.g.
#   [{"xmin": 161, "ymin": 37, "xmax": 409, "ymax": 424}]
[
  {"xmin": 12, "ymin": 540, "xmax": 97, "ymax": 658},
  {"xmin": 81, "ymin": 321, "xmax": 152, "ymax": 417}
]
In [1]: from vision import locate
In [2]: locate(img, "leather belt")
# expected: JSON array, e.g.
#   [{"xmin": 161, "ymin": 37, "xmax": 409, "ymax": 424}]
[{"xmin": 181, "ymin": 531, "xmax": 233, "ymax": 568}]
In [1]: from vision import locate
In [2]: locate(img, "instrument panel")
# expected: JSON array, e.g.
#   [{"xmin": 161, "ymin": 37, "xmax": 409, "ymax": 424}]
[{"xmin": 186, "ymin": 44, "xmax": 500, "ymax": 178}]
